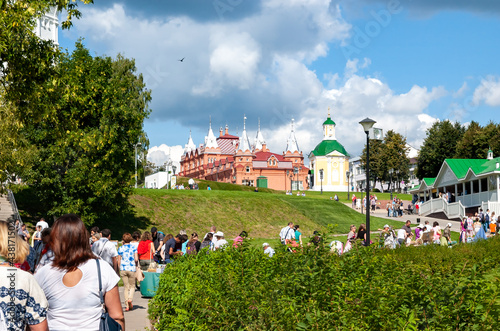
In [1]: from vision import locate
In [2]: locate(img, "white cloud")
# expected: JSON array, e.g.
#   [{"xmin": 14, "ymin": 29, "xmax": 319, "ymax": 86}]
[
  {"xmin": 453, "ymin": 82, "xmax": 468, "ymax": 98},
  {"xmin": 147, "ymin": 144, "xmax": 184, "ymax": 167},
  {"xmin": 472, "ymin": 76, "xmax": 500, "ymax": 106},
  {"xmin": 66, "ymin": 1, "xmax": 446, "ymax": 159},
  {"xmin": 385, "ymin": 85, "xmax": 447, "ymax": 113}
]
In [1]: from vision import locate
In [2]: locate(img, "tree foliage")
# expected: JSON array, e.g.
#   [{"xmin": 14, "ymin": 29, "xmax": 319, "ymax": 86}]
[
  {"xmin": 10, "ymin": 42, "xmax": 151, "ymax": 224},
  {"xmin": 360, "ymin": 130, "xmax": 409, "ymax": 192},
  {"xmin": 455, "ymin": 121, "xmax": 500, "ymax": 159},
  {"xmin": 0, "ymin": 0, "xmax": 93, "ymax": 185},
  {"xmin": 416, "ymin": 120, "xmax": 465, "ymax": 179}
]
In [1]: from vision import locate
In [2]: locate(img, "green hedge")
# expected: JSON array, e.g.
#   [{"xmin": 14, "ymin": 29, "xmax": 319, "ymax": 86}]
[{"xmin": 149, "ymin": 238, "xmax": 500, "ymax": 330}]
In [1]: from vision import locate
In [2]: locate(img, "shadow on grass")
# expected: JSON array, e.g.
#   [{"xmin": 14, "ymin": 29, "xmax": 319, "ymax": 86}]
[{"xmin": 12, "ymin": 185, "xmax": 151, "ymax": 238}]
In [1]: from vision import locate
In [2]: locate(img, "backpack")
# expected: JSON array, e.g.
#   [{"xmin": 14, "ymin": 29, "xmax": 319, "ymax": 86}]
[
  {"xmin": 485, "ymin": 214, "xmax": 490, "ymax": 222},
  {"xmin": 463, "ymin": 220, "xmax": 468, "ymax": 230},
  {"xmin": 480, "ymin": 213, "xmax": 485, "ymax": 223},
  {"xmin": 186, "ymin": 241, "xmax": 197, "ymax": 255}
]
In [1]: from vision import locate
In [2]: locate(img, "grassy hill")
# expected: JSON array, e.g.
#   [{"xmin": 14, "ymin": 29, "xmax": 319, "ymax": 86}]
[
  {"xmin": 14, "ymin": 178, "xmax": 412, "ymax": 241},
  {"xmin": 125, "ymin": 182, "xmax": 408, "ymax": 240}
]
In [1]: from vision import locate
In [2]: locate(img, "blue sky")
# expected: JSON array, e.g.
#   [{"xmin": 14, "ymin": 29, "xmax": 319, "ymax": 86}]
[{"xmin": 58, "ymin": 0, "xmax": 500, "ymax": 165}]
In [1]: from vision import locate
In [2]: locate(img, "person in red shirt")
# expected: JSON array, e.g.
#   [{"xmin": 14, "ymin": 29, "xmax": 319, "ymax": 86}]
[{"xmin": 137, "ymin": 232, "xmax": 154, "ymax": 271}]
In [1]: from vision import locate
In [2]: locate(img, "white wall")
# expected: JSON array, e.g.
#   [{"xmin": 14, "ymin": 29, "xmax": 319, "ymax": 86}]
[{"xmin": 145, "ymin": 172, "xmax": 170, "ymax": 189}]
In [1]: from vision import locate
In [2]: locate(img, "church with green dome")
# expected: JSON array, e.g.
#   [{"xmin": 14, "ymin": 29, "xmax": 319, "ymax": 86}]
[{"xmin": 308, "ymin": 111, "xmax": 350, "ymax": 192}]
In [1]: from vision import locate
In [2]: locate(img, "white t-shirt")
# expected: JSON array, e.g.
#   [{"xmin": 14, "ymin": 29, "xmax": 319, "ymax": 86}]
[
  {"xmin": 34, "ymin": 258, "xmax": 120, "ymax": 331},
  {"xmin": 214, "ymin": 239, "xmax": 228, "ymax": 250},
  {"xmin": 279, "ymin": 226, "xmax": 295, "ymax": 242},
  {"xmin": 91, "ymin": 238, "xmax": 118, "ymax": 268},
  {"xmin": 397, "ymin": 229, "xmax": 406, "ymax": 240}
]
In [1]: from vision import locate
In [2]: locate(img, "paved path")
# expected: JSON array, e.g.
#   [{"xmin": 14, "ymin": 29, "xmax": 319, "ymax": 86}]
[
  {"xmin": 119, "ymin": 287, "xmax": 152, "ymax": 331},
  {"xmin": 345, "ymin": 202, "xmax": 463, "ymax": 232}
]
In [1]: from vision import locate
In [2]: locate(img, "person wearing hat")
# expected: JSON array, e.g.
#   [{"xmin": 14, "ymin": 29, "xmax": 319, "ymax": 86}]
[
  {"xmin": 213, "ymin": 231, "xmax": 228, "ymax": 250},
  {"xmin": 380, "ymin": 224, "xmax": 395, "ymax": 249},
  {"xmin": 262, "ymin": 243, "xmax": 275, "ymax": 257}
]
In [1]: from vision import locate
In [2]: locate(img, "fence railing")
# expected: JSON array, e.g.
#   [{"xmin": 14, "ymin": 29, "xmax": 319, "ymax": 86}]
[
  {"xmin": 420, "ymin": 198, "xmax": 465, "ymax": 220},
  {"xmin": 481, "ymin": 201, "xmax": 500, "ymax": 216}
]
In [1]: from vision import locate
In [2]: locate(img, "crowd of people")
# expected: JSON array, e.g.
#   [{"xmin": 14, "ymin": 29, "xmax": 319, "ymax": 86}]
[{"xmin": 1, "ymin": 205, "xmax": 498, "ymax": 329}]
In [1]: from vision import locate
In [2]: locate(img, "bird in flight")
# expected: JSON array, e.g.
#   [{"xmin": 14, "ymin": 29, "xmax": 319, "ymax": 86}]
[{"xmin": 178, "ymin": 57, "xmax": 185, "ymax": 62}]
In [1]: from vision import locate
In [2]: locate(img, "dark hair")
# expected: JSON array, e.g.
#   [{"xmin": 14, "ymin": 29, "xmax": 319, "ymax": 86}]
[
  {"xmin": 239, "ymin": 231, "xmax": 248, "ymax": 238},
  {"xmin": 179, "ymin": 234, "xmax": 188, "ymax": 243},
  {"xmin": 203, "ymin": 233, "xmax": 213, "ymax": 242},
  {"xmin": 41, "ymin": 228, "xmax": 51, "ymax": 238},
  {"xmin": 132, "ymin": 230, "xmax": 141, "ymax": 241},
  {"xmin": 101, "ymin": 228, "xmax": 111, "ymax": 238},
  {"xmin": 141, "ymin": 231, "xmax": 152, "ymax": 242},
  {"xmin": 433, "ymin": 221, "xmax": 439, "ymax": 227},
  {"xmin": 151, "ymin": 227, "xmax": 157, "ymax": 233},
  {"xmin": 357, "ymin": 224, "xmax": 366, "ymax": 235},
  {"xmin": 294, "ymin": 225, "xmax": 300, "ymax": 230},
  {"xmin": 49, "ymin": 214, "xmax": 95, "ymax": 271},
  {"xmin": 90, "ymin": 226, "xmax": 100, "ymax": 233},
  {"xmin": 287, "ymin": 222, "xmax": 293, "ymax": 226},
  {"xmin": 122, "ymin": 233, "xmax": 133, "ymax": 243}
]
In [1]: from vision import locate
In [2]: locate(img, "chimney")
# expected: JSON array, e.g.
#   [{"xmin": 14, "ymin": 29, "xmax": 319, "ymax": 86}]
[
  {"xmin": 225, "ymin": 124, "xmax": 229, "ymax": 135},
  {"xmin": 219, "ymin": 127, "xmax": 223, "ymax": 137}
]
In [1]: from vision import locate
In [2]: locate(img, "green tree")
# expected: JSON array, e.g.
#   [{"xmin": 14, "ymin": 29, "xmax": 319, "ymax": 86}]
[
  {"xmin": 16, "ymin": 42, "xmax": 151, "ymax": 224},
  {"xmin": 360, "ymin": 130, "xmax": 409, "ymax": 193},
  {"xmin": 0, "ymin": 0, "xmax": 93, "ymax": 184},
  {"xmin": 383, "ymin": 130, "xmax": 410, "ymax": 192},
  {"xmin": 455, "ymin": 121, "xmax": 500, "ymax": 159},
  {"xmin": 416, "ymin": 120, "xmax": 464, "ymax": 179}
]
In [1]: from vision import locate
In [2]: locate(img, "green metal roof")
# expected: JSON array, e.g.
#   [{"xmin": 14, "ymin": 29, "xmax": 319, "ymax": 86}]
[
  {"xmin": 309, "ymin": 140, "xmax": 349, "ymax": 157},
  {"xmin": 323, "ymin": 117, "xmax": 336, "ymax": 126},
  {"xmin": 445, "ymin": 157, "xmax": 500, "ymax": 179},
  {"xmin": 422, "ymin": 178, "xmax": 436, "ymax": 186}
]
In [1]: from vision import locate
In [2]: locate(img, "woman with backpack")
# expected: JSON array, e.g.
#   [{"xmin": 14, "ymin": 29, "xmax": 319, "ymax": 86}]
[
  {"xmin": 200, "ymin": 233, "xmax": 214, "ymax": 251},
  {"xmin": 186, "ymin": 233, "xmax": 201, "ymax": 255}
]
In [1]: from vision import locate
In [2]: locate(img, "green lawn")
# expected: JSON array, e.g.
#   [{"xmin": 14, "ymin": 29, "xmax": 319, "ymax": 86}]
[{"xmin": 125, "ymin": 188, "xmax": 409, "ymax": 240}]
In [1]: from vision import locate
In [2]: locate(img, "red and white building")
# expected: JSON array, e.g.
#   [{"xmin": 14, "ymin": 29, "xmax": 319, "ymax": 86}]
[{"xmin": 180, "ymin": 118, "xmax": 309, "ymax": 191}]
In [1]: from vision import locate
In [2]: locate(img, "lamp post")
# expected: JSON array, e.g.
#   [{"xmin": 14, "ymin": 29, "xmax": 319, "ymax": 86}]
[
  {"xmin": 359, "ymin": 117, "xmax": 376, "ymax": 246},
  {"xmin": 389, "ymin": 168, "xmax": 393, "ymax": 200},
  {"xmin": 134, "ymin": 142, "xmax": 142, "ymax": 189},
  {"xmin": 346, "ymin": 169, "xmax": 351, "ymax": 200},
  {"xmin": 319, "ymin": 169, "xmax": 324, "ymax": 194}
]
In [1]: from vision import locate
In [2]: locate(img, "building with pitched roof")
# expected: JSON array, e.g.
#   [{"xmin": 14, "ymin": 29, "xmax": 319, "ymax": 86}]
[
  {"xmin": 308, "ymin": 111, "xmax": 350, "ymax": 192},
  {"xmin": 180, "ymin": 117, "xmax": 309, "ymax": 191},
  {"xmin": 410, "ymin": 149, "xmax": 500, "ymax": 219}
]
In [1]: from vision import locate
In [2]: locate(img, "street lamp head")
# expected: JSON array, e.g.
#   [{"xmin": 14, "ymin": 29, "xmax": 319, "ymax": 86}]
[
  {"xmin": 359, "ymin": 118, "xmax": 376, "ymax": 133},
  {"xmin": 136, "ymin": 142, "xmax": 142, "ymax": 147}
]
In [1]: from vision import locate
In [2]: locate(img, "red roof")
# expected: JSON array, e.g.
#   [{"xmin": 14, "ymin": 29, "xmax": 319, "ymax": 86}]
[
  {"xmin": 254, "ymin": 151, "xmax": 285, "ymax": 162},
  {"xmin": 217, "ymin": 134, "xmax": 239, "ymax": 140}
]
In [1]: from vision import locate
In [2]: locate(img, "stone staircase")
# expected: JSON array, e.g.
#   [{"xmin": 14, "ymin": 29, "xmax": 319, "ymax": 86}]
[{"xmin": 0, "ymin": 194, "xmax": 15, "ymax": 222}]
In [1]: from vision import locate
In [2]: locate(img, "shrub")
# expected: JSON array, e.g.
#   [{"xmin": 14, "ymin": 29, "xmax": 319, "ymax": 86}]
[{"xmin": 149, "ymin": 237, "xmax": 500, "ymax": 330}]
